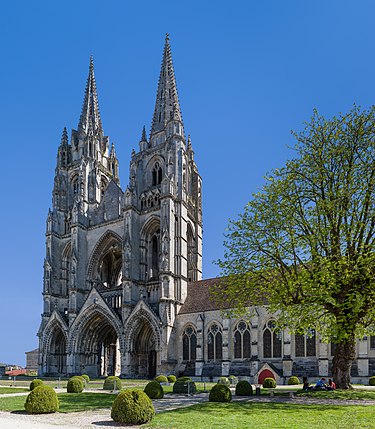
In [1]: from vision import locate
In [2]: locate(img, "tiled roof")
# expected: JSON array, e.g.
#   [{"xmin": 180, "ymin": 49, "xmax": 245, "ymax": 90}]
[{"xmin": 179, "ymin": 278, "xmax": 233, "ymax": 314}]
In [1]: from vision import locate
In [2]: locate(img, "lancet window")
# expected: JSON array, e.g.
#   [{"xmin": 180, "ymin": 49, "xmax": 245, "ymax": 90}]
[{"xmin": 233, "ymin": 320, "xmax": 251, "ymax": 359}]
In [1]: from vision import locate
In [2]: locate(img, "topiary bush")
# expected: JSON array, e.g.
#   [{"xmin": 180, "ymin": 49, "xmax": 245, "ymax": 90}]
[
  {"xmin": 103, "ymin": 376, "xmax": 122, "ymax": 391},
  {"xmin": 154, "ymin": 374, "xmax": 168, "ymax": 383},
  {"xmin": 288, "ymin": 376, "xmax": 300, "ymax": 385},
  {"xmin": 81, "ymin": 374, "xmax": 90, "ymax": 383},
  {"xmin": 111, "ymin": 389, "xmax": 155, "ymax": 425},
  {"xmin": 167, "ymin": 375, "xmax": 177, "ymax": 383},
  {"xmin": 173, "ymin": 378, "xmax": 197, "ymax": 394},
  {"xmin": 24, "ymin": 385, "xmax": 59, "ymax": 414},
  {"xmin": 209, "ymin": 384, "xmax": 232, "ymax": 402},
  {"xmin": 144, "ymin": 381, "xmax": 164, "ymax": 399},
  {"xmin": 235, "ymin": 380, "xmax": 253, "ymax": 396},
  {"xmin": 67, "ymin": 377, "xmax": 84, "ymax": 393},
  {"xmin": 229, "ymin": 375, "xmax": 238, "ymax": 385},
  {"xmin": 30, "ymin": 379, "xmax": 44, "ymax": 391},
  {"xmin": 217, "ymin": 376, "xmax": 230, "ymax": 386},
  {"xmin": 262, "ymin": 377, "xmax": 276, "ymax": 388},
  {"xmin": 369, "ymin": 376, "xmax": 375, "ymax": 386}
]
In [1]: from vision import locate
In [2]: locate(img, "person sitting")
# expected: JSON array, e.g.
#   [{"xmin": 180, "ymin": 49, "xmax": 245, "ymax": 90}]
[
  {"xmin": 302, "ymin": 376, "xmax": 310, "ymax": 391},
  {"xmin": 314, "ymin": 377, "xmax": 327, "ymax": 389},
  {"xmin": 326, "ymin": 378, "xmax": 336, "ymax": 390}
]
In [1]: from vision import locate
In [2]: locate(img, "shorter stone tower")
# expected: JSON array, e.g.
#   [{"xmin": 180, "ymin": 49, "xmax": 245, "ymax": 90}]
[{"xmin": 38, "ymin": 35, "xmax": 202, "ymax": 378}]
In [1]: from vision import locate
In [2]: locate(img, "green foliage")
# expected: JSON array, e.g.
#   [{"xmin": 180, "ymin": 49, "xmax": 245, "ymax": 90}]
[
  {"xmin": 154, "ymin": 374, "xmax": 168, "ymax": 383},
  {"xmin": 173, "ymin": 379, "xmax": 197, "ymax": 394},
  {"xmin": 67, "ymin": 377, "xmax": 84, "ymax": 393},
  {"xmin": 111, "ymin": 389, "xmax": 155, "ymax": 425},
  {"xmin": 235, "ymin": 380, "xmax": 253, "ymax": 396},
  {"xmin": 167, "ymin": 375, "xmax": 177, "ymax": 383},
  {"xmin": 229, "ymin": 375, "xmax": 238, "ymax": 385},
  {"xmin": 369, "ymin": 376, "xmax": 375, "ymax": 386},
  {"xmin": 81, "ymin": 374, "xmax": 90, "ymax": 383},
  {"xmin": 103, "ymin": 376, "xmax": 122, "ymax": 391},
  {"xmin": 214, "ymin": 106, "xmax": 375, "ymax": 388},
  {"xmin": 288, "ymin": 376, "xmax": 300, "ymax": 385},
  {"xmin": 209, "ymin": 384, "xmax": 232, "ymax": 402},
  {"xmin": 217, "ymin": 377, "xmax": 230, "ymax": 386},
  {"xmin": 144, "ymin": 381, "xmax": 164, "ymax": 399},
  {"xmin": 24, "ymin": 385, "xmax": 59, "ymax": 414},
  {"xmin": 30, "ymin": 379, "xmax": 44, "ymax": 391},
  {"xmin": 262, "ymin": 378, "xmax": 276, "ymax": 388}
]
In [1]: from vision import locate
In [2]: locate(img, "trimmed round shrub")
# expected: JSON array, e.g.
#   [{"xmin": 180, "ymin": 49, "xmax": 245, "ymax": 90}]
[
  {"xmin": 177, "ymin": 376, "xmax": 192, "ymax": 382},
  {"xmin": 173, "ymin": 378, "xmax": 197, "ymax": 394},
  {"xmin": 103, "ymin": 376, "xmax": 122, "ymax": 391},
  {"xmin": 81, "ymin": 374, "xmax": 90, "ymax": 383},
  {"xmin": 167, "ymin": 375, "xmax": 177, "ymax": 383},
  {"xmin": 154, "ymin": 374, "xmax": 168, "ymax": 383},
  {"xmin": 229, "ymin": 375, "xmax": 238, "ymax": 385},
  {"xmin": 288, "ymin": 376, "xmax": 300, "ymax": 385},
  {"xmin": 24, "ymin": 385, "xmax": 59, "ymax": 414},
  {"xmin": 67, "ymin": 377, "xmax": 84, "ymax": 393},
  {"xmin": 369, "ymin": 376, "xmax": 375, "ymax": 386},
  {"xmin": 262, "ymin": 377, "xmax": 276, "ymax": 388},
  {"xmin": 217, "ymin": 377, "xmax": 230, "ymax": 386},
  {"xmin": 30, "ymin": 379, "xmax": 44, "ymax": 391},
  {"xmin": 209, "ymin": 384, "xmax": 232, "ymax": 402},
  {"xmin": 144, "ymin": 381, "xmax": 164, "ymax": 399},
  {"xmin": 235, "ymin": 380, "xmax": 253, "ymax": 396},
  {"xmin": 111, "ymin": 389, "xmax": 155, "ymax": 425}
]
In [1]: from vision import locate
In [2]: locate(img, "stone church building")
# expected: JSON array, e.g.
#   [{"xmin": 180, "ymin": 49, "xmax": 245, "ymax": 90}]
[{"xmin": 38, "ymin": 36, "xmax": 375, "ymax": 383}]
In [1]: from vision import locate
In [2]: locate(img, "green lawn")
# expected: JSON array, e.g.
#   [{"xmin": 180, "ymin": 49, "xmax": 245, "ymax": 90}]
[
  {"xmin": 297, "ymin": 388, "xmax": 375, "ymax": 400},
  {"xmin": 0, "ymin": 392, "xmax": 116, "ymax": 413},
  {"xmin": 145, "ymin": 402, "xmax": 374, "ymax": 429},
  {"xmin": 0, "ymin": 387, "xmax": 29, "ymax": 394}
]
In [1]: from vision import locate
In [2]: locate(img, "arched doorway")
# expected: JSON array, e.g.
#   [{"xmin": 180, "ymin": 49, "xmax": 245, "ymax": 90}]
[
  {"xmin": 74, "ymin": 311, "xmax": 121, "ymax": 378},
  {"xmin": 258, "ymin": 369, "xmax": 275, "ymax": 385},
  {"xmin": 47, "ymin": 325, "xmax": 67, "ymax": 375},
  {"xmin": 129, "ymin": 320, "xmax": 158, "ymax": 378}
]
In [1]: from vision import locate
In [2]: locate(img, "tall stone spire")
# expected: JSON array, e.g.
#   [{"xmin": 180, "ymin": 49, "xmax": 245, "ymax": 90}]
[
  {"xmin": 78, "ymin": 56, "xmax": 103, "ymax": 136},
  {"xmin": 150, "ymin": 34, "xmax": 184, "ymax": 139}
]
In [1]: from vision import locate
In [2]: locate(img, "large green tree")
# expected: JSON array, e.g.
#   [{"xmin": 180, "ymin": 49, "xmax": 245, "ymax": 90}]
[{"xmin": 215, "ymin": 106, "xmax": 375, "ymax": 389}]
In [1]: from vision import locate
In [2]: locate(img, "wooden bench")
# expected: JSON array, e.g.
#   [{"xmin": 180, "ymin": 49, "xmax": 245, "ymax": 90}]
[{"xmin": 268, "ymin": 389, "xmax": 295, "ymax": 398}]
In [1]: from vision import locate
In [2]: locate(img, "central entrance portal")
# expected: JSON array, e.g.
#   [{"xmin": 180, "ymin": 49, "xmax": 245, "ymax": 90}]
[
  {"xmin": 130, "ymin": 322, "xmax": 157, "ymax": 378},
  {"xmin": 76, "ymin": 312, "xmax": 121, "ymax": 378}
]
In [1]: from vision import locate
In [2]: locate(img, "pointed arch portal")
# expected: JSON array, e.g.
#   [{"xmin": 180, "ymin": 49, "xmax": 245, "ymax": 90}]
[
  {"xmin": 74, "ymin": 311, "xmax": 121, "ymax": 378},
  {"xmin": 45, "ymin": 324, "xmax": 67, "ymax": 376}
]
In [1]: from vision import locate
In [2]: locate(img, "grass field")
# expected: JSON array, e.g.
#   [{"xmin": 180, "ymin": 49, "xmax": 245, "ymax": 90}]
[
  {"xmin": 0, "ymin": 387, "xmax": 29, "ymax": 394},
  {"xmin": 146, "ymin": 402, "xmax": 374, "ymax": 429},
  {"xmin": 297, "ymin": 388, "xmax": 375, "ymax": 400}
]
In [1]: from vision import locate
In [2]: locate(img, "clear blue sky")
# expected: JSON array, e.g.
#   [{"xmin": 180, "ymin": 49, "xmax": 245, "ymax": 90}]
[{"xmin": 1, "ymin": 0, "xmax": 374, "ymax": 365}]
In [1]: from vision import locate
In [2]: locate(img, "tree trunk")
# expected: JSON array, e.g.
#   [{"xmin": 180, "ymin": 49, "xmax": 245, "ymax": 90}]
[{"xmin": 332, "ymin": 338, "xmax": 356, "ymax": 389}]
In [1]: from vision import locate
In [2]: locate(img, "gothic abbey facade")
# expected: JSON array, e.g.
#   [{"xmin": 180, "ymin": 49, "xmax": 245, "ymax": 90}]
[{"xmin": 38, "ymin": 36, "xmax": 375, "ymax": 383}]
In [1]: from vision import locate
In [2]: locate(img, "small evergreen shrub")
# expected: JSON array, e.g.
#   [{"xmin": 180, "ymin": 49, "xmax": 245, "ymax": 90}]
[
  {"xmin": 209, "ymin": 384, "xmax": 232, "ymax": 402},
  {"xmin": 24, "ymin": 385, "xmax": 59, "ymax": 414},
  {"xmin": 103, "ymin": 376, "xmax": 122, "ymax": 390},
  {"xmin": 173, "ymin": 378, "xmax": 197, "ymax": 394},
  {"xmin": 111, "ymin": 389, "xmax": 155, "ymax": 425},
  {"xmin": 288, "ymin": 376, "xmax": 300, "ymax": 385},
  {"xmin": 67, "ymin": 377, "xmax": 84, "ymax": 393},
  {"xmin": 30, "ymin": 379, "xmax": 44, "ymax": 391},
  {"xmin": 217, "ymin": 377, "xmax": 230, "ymax": 386},
  {"xmin": 144, "ymin": 381, "xmax": 164, "ymax": 399},
  {"xmin": 369, "ymin": 376, "xmax": 375, "ymax": 386},
  {"xmin": 167, "ymin": 375, "xmax": 177, "ymax": 383},
  {"xmin": 229, "ymin": 375, "xmax": 238, "ymax": 385},
  {"xmin": 81, "ymin": 374, "xmax": 90, "ymax": 383},
  {"xmin": 154, "ymin": 374, "xmax": 168, "ymax": 383},
  {"xmin": 262, "ymin": 377, "xmax": 276, "ymax": 388},
  {"xmin": 235, "ymin": 380, "xmax": 253, "ymax": 396}
]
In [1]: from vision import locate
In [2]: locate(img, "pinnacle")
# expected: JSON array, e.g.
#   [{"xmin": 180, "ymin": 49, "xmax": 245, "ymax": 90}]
[
  {"xmin": 78, "ymin": 56, "xmax": 103, "ymax": 135},
  {"xmin": 61, "ymin": 127, "xmax": 69, "ymax": 145},
  {"xmin": 141, "ymin": 125, "xmax": 148, "ymax": 142},
  {"xmin": 150, "ymin": 34, "xmax": 184, "ymax": 137}
]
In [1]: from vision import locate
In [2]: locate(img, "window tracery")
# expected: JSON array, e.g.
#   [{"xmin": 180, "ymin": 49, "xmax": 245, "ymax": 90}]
[
  {"xmin": 263, "ymin": 320, "xmax": 282, "ymax": 358},
  {"xmin": 233, "ymin": 320, "xmax": 251, "ymax": 359},
  {"xmin": 182, "ymin": 325, "xmax": 197, "ymax": 362},
  {"xmin": 207, "ymin": 323, "xmax": 223, "ymax": 361}
]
